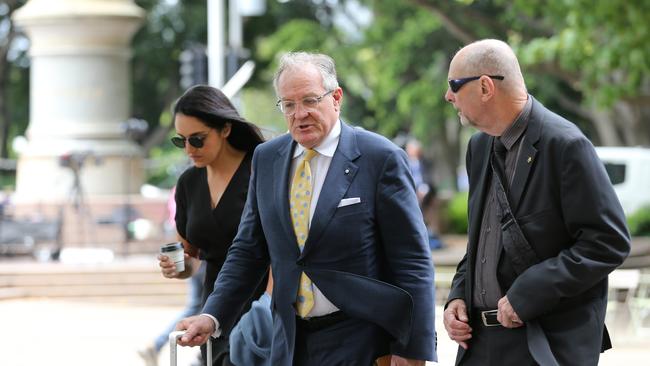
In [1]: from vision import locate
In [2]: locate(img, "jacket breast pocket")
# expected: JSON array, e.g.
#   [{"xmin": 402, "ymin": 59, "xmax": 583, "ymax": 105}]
[
  {"xmin": 323, "ymin": 202, "xmax": 371, "ymax": 251},
  {"xmin": 333, "ymin": 201, "xmax": 367, "ymax": 218},
  {"xmin": 517, "ymin": 208, "xmax": 553, "ymax": 226}
]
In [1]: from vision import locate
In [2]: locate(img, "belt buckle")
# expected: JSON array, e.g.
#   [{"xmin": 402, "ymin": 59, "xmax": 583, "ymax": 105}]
[{"xmin": 481, "ymin": 310, "xmax": 500, "ymax": 327}]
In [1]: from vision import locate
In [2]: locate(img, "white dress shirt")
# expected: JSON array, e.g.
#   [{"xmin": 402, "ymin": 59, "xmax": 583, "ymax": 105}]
[{"xmin": 290, "ymin": 120, "xmax": 341, "ymax": 318}]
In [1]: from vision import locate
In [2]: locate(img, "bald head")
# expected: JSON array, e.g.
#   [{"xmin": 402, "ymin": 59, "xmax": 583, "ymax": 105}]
[
  {"xmin": 446, "ymin": 39, "xmax": 529, "ymax": 135},
  {"xmin": 452, "ymin": 39, "xmax": 527, "ymax": 97}
]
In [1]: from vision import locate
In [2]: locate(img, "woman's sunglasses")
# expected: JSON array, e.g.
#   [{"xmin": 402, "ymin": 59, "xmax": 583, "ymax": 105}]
[{"xmin": 171, "ymin": 132, "xmax": 209, "ymax": 149}]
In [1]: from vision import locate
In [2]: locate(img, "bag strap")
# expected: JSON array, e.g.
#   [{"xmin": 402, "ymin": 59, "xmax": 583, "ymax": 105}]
[
  {"xmin": 490, "ymin": 156, "xmax": 559, "ymax": 366},
  {"xmin": 490, "ymin": 157, "xmax": 540, "ymax": 274}
]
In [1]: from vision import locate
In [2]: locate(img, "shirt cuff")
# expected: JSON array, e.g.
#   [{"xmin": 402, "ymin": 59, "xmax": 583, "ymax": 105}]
[{"xmin": 199, "ymin": 313, "xmax": 222, "ymax": 338}]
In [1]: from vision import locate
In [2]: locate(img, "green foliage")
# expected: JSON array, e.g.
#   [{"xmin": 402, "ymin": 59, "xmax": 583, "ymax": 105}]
[
  {"xmin": 0, "ymin": 172, "xmax": 15, "ymax": 191},
  {"xmin": 445, "ymin": 191, "xmax": 469, "ymax": 234},
  {"xmin": 240, "ymin": 88, "xmax": 285, "ymax": 134},
  {"xmin": 145, "ymin": 141, "xmax": 188, "ymax": 188},
  {"xmin": 627, "ymin": 206, "xmax": 650, "ymax": 237},
  {"xmin": 361, "ymin": 5, "xmax": 450, "ymax": 138},
  {"xmin": 257, "ymin": 19, "xmax": 332, "ymax": 59},
  {"xmin": 5, "ymin": 59, "xmax": 29, "ymax": 159},
  {"xmin": 131, "ymin": 0, "xmax": 208, "ymax": 131},
  {"xmin": 256, "ymin": 0, "xmax": 458, "ymax": 144},
  {"xmin": 4, "ymin": 0, "xmax": 649, "ymax": 191},
  {"xmin": 504, "ymin": 0, "xmax": 650, "ymax": 106},
  {"xmin": 1, "ymin": 0, "xmax": 29, "ymax": 159}
]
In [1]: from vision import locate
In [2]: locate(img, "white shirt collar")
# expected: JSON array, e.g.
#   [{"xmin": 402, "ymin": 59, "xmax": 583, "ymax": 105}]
[{"xmin": 292, "ymin": 119, "xmax": 341, "ymax": 159}]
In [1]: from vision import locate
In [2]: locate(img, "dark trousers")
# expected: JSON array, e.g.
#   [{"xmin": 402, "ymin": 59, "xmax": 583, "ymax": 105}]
[
  {"xmin": 457, "ymin": 321, "xmax": 537, "ymax": 366},
  {"xmin": 293, "ymin": 316, "xmax": 388, "ymax": 366}
]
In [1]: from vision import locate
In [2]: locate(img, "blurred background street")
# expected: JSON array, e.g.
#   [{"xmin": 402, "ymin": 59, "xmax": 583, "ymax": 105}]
[{"xmin": 1, "ymin": 0, "xmax": 650, "ymax": 365}]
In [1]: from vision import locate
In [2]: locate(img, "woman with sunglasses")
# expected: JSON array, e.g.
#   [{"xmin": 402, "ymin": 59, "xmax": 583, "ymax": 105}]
[{"xmin": 158, "ymin": 85, "xmax": 267, "ymax": 366}]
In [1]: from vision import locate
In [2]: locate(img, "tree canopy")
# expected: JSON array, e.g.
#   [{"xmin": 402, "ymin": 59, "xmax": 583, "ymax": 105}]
[{"xmin": 2, "ymin": 0, "xmax": 649, "ymax": 190}]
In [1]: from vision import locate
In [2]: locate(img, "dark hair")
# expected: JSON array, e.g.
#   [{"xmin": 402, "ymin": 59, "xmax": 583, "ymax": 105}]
[{"xmin": 173, "ymin": 85, "xmax": 264, "ymax": 152}]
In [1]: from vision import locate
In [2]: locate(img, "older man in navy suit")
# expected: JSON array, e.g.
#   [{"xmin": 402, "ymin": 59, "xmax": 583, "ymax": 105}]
[{"xmin": 176, "ymin": 52, "xmax": 436, "ymax": 366}]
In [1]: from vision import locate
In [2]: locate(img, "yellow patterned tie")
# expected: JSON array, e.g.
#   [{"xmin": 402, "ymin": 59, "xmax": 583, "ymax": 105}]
[{"xmin": 290, "ymin": 149, "xmax": 318, "ymax": 317}]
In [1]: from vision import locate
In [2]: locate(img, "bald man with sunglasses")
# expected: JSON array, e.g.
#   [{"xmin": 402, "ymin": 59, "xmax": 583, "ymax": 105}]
[{"xmin": 443, "ymin": 39, "xmax": 630, "ymax": 366}]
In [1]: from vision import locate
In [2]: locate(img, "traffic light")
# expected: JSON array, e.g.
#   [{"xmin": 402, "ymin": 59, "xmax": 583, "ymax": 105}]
[{"xmin": 179, "ymin": 45, "xmax": 208, "ymax": 90}]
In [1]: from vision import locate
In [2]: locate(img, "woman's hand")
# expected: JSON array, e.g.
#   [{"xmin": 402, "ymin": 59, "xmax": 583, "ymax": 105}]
[{"xmin": 158, "ymin": 252, "xmax": 192, "ymax": 278}]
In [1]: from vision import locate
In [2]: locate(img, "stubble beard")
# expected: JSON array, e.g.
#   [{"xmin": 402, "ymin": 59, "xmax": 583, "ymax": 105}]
[{"xmin": 459, "ymin": 113, "xmax": 472, "ymax": 127}]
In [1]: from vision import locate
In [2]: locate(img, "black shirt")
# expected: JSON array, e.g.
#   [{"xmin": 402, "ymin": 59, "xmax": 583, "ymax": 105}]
[
  {"xmin": 473, "ymin": 97, "xmax": 532, "ymax": 308},
  {"xmin": 175, "ymin": 152, "xmax": 262, "ymax": 304}
]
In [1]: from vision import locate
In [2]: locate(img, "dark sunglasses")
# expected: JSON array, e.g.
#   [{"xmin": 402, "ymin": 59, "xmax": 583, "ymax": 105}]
[
  {"xmin": 448, "ymin": 75, "xmax": 504, "ymax": 93},
  {"xmin": 171, "ymin": 133, "xmax": 209, "ymax": 149}
]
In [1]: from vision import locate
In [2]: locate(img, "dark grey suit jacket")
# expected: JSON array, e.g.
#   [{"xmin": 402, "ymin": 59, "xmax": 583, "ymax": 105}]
[
  {"xmin": 204, "ymin": 122, "xmax": 437, "ymax": 365},
  {"xmin": 448, "ymin": 97, "xmax": 630, "ymax": 365}
]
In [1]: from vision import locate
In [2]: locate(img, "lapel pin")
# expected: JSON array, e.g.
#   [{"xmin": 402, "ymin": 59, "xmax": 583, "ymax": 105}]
[
  {"xmin": 344, "ymin": 168, "xmax": 350, "ymax": 174},
  {"xmin": 527, "ymin": 156, "xmax": 532, "ymax": 164}
]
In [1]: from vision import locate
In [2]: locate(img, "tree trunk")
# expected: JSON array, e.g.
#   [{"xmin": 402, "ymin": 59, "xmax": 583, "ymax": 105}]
[
  {"xmin": 0, "ymin": 0, "xmax": 23, "ymax": 159},
  {"xmin": 0, "ymin": 29, "xmax": 11, "ymax": 159},
  {"xmin": 0, "ymin": 64, "xmax": 7, "ymax": 158},
  {"xmin": 590, "ymin": 100, "xmax": 650, "ymax": 147},
  {"xmin": 614, "ymin": 100, "xmax": 650, "ymax": 146},
  {"xmin": 427, "ymin": 117, "xmax": 462, "ymax": 193},
  {"xmin": 590, "ymin": 104, "xmax": 622, "ymax": 146}
]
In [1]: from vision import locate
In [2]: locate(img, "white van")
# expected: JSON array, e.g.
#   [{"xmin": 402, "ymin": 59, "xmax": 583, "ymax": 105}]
[{"xmin": 595, "ymin": 147, "xmax": 650, "ymax": 216}]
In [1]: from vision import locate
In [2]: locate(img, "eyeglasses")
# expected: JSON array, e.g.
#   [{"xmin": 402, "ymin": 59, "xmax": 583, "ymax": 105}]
[
  {"xmin": 276, "ymin": 90, "xmax": 334, "ymax": 115},
  {"xmin": 171, "ymin": 132, "xmax": 210, "ymax": 149},
  {"xmin": 448, "ymin": 75, "xmax": 504, "ymax": 93}
]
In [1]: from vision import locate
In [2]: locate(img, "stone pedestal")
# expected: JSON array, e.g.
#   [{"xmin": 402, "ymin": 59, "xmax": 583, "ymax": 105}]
[{"xmin": 12, "ymin": 0, "xmax": 145, "ymax": 203}]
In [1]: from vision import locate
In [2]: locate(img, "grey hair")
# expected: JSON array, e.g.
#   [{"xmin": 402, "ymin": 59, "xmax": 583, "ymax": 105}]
[
  {"xmin": 459, "ymin": 39, "xmax": 527, "ymax": 93},
  {"xmin": 272, "ymin": 52, "xmax": 340, "ymax": 95}
]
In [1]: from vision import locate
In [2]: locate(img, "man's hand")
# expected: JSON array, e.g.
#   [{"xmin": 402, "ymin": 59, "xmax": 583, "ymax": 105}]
[
  {"xmin": 175, "ymin": 315, "xmax": 216, "ymax": 347},
  {"xmin": 443, "ymin": 298, "xmax": 472, "ymax": 349},
  {"xmin": 497, "ymin": 295, "xmax": 524, "ymax": 328},
  {"xmin": 389, "ymin": 355, "xmax": 426, "ymax": 365}
]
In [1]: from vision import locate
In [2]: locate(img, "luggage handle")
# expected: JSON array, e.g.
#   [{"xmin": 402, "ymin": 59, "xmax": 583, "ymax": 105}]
[{"xmin": 169, "ymin": 330, "xmax": 212, "ymax": 366}]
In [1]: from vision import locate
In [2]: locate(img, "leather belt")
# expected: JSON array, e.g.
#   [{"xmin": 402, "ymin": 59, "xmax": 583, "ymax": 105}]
[
  {"xmin": 474, "ymin": 309, "xmax": 501, "ymax": 327},
  {"xmin": 296, "ymin": 311, "xmax": 348, "ymax": 332}
]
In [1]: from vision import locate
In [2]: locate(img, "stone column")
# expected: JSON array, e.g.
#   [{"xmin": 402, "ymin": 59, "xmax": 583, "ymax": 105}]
[{"xmin": 12, "ymin": 0, "xmax": 145, "ymax": 202}]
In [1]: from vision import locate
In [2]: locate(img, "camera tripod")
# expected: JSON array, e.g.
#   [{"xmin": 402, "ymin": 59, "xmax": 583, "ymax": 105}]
[{"xmin": 61, "ymin": 152, "xmax": 96, "ymax": 245}]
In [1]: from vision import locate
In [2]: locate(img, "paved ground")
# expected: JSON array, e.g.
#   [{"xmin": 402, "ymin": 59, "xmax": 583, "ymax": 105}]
[
  {"xmin": 0, "ymin": 297, "xmax": 648, "ymax": 366},
  {"xmin": 0, "ymin": 298, "xmax": 200, "ymax": 366},
  {"xmin": 1, "ymin": 237, "xmax": 649, "ymax": 365}
]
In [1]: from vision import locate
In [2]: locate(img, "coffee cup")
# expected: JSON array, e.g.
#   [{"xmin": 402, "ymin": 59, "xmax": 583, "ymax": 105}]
[{"xmin": 161, "ymin": 242, "xmax": 185, "ymax": 272}]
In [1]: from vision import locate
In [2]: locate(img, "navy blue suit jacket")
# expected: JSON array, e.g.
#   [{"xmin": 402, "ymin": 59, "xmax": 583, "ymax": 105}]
[{"xmin": 203, "ymin": 121, "xmax": 437, "ymax": 364}]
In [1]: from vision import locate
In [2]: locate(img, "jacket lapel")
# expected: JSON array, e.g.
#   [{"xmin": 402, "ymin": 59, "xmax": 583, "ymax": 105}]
[
  {"xmin": 468, "ymin": 135, "xmax": 493, "ymax": 250},
  {"xmin": 509, "ymin": 98, "xmax": 543, "ymax": 212},
  {"xmin": 465, "ymin": 134, "xmax": 493, "ymax": 309},
  {"xmin": 273, "ymin": 136, "xmax": 300, "ymax": 254},
  {"xmin": 301, "ymin": 122, "xmax": 360, "ymax": 258}
]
